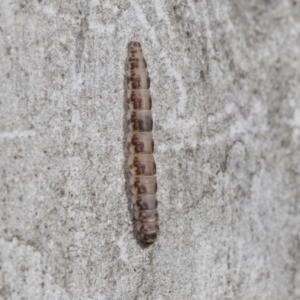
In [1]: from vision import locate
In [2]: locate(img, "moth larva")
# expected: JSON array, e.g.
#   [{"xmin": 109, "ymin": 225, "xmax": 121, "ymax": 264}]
[{"xmin": 127, "ymin": 41, "xmax": 159, "ymax": 243}]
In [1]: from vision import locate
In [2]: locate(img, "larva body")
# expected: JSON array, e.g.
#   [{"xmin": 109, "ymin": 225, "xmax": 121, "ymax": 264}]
[{"xmin": 127, "ymin": 41, "xmax": 159, "ymax": 243}]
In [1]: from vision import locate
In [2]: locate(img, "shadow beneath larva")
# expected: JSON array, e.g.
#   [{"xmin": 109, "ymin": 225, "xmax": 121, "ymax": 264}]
[{"xmin": 122, "ymin": 46, "xmax": 153, "ymax": 249}]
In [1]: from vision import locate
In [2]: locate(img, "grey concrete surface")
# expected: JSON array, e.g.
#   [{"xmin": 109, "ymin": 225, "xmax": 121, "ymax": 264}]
[{"xmin": 1, "ymin": 0, "xmax": 300, "ymax": 299}]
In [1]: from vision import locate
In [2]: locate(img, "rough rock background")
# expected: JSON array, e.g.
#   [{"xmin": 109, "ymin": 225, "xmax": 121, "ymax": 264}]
[{"xmin": 1, "ymin": 0, "xmax": 300, "ymax": 299}]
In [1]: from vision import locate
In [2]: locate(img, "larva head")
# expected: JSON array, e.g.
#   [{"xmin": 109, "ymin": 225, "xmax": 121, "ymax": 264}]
[
  {"xmin": 128, "ymin": 41, "xmax": 147, "ymax": 70},
  {"xmin": 129, "ymin": 41, "xmax": 141, "ymax": 48},
  {"xmin": 141, "ymin": 232, "xmax": 157, "ymax": 243}
]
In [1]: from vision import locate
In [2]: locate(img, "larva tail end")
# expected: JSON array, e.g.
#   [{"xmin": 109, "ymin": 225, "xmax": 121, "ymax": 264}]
[{"xmin": 141, "ymin": 232, "xmax": 157, "ymax": 243}]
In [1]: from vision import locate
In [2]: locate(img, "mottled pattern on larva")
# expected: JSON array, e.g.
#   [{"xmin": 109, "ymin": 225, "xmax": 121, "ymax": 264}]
[
  {"xmin": 127, "ymin": 41, "xmax": 159, "ymax": 243},
  {"xmin": 127, "ymin": 132, "xmax": 154, "ymax": 154},
  {"xmin": 127, "ymin": 90, "xmax": 152, "ymax": 110}
]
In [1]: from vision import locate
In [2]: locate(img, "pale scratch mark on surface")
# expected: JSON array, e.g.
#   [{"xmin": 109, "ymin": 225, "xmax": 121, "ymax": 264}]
[
  {"xmin": 164, "ymin": 57, "xmax": 188, "ymax": 115},
  {"xmin": 153, "ymin": 1, "xmax": 188, "ymax": 112},
  {"xmin": 153, "ymin": 0, "xmax": 177, "ymax": 40},
  {"xmin": 0, "ymin": 130, "xmax": 36, "ymax": 140},
  {"xmin": 186, "ymin": 0, "xmax": 198, "ymax": 19},
  {"xmin": 129, "ymin": 0, "xmax": 159, "ymax": 47},
  {"xmin": 128, "ymin": 1, "xmax": 188, "ymax": 117}
]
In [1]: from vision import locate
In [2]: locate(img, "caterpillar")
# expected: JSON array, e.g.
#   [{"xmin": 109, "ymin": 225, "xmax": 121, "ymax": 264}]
[{"xmin": 127, "ymin": 41, "xmax": 159, "ymax": 243}]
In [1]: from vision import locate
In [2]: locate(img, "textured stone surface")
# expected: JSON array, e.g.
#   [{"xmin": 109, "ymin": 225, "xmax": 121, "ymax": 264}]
[{"xmin": 1, "ymin": 0, "xmax": 300, "ymax": 299}]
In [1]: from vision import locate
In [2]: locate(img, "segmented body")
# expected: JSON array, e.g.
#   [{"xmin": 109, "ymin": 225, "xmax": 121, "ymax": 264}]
[{"xmin": 127, "ymin": 41, "xmax": 159, "ymax": 243}]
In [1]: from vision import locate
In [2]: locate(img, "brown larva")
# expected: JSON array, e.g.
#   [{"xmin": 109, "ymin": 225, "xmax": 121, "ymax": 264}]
[{"xmin": 127, "ymin": 41, "xmax": 159, "ymax": 243}]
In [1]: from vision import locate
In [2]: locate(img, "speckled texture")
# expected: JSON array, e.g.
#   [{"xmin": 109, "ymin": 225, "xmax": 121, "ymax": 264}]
[{"xmin": 1, "ymin": 0, "xmax": 300, "ymax": 299}]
